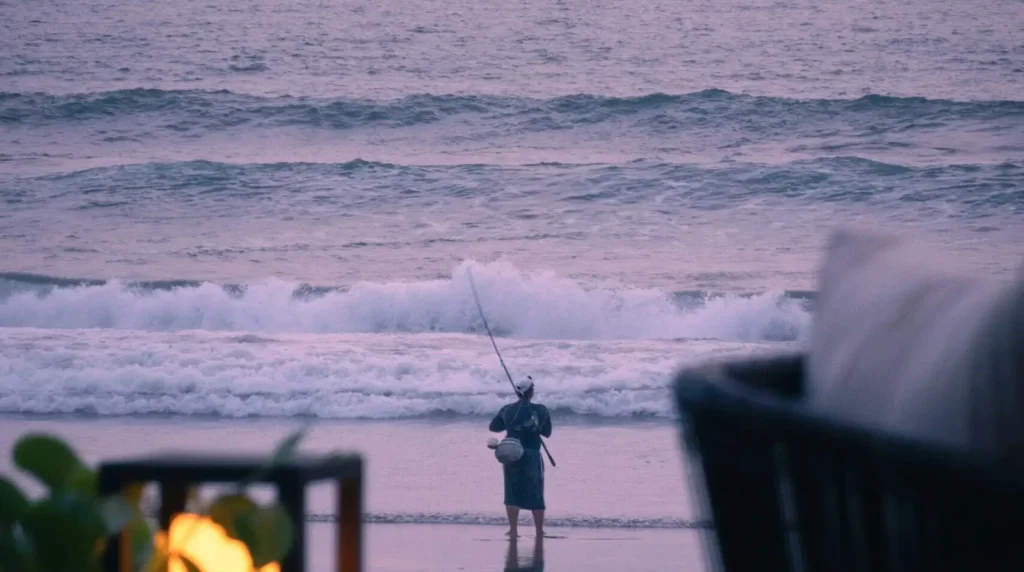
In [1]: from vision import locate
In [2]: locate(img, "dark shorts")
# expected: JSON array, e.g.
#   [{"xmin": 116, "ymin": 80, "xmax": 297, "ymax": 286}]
[{"xmin": 503, "ymin": 447, "xmax": 545, "ymax": 510}]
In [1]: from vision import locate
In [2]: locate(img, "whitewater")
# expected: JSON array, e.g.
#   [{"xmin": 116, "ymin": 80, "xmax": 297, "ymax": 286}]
[{"xmin": 0, "ymin": 261, "xmax": 807, "ymax": 418}]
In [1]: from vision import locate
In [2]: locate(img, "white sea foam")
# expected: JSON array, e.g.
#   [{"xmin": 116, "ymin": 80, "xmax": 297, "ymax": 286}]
[
  {"xmin": 0, "ymin": 261, "xmax": 810, "ymax": 341},
  {"xmin": 0, "ymin": 326, "xmax": 791, "ymax": 419}
]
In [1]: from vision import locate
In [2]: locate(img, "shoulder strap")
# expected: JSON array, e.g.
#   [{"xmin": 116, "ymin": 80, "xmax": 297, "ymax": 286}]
[{"xmin": 503, "ymin": 401, "xmax": 532, "ymax": 428}]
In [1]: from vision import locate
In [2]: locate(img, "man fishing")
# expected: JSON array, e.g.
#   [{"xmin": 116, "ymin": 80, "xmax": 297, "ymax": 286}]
[{"xmin": 489, "ymin": 376, "xmax": 553, "ymax": 538}]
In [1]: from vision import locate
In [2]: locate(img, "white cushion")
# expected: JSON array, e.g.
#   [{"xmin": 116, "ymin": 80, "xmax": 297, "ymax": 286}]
[{"xmin": 806, "ymin": 228, "xmax": 1023, "ymax": 462}]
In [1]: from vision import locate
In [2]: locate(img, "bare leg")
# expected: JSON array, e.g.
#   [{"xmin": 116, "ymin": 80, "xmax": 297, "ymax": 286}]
[
  {"xmin": 506, "ymin": 505, "xmax": 520, "ymax": 537},
  {"xmin": 531, "ymin": 509, "xmax": 544, "ymax": 537}
]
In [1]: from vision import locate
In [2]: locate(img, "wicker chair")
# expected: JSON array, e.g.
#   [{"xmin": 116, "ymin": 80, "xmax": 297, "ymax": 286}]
[{"xmin": 672, "ymin": 353, "xmax": 1024, "ymax": 572}]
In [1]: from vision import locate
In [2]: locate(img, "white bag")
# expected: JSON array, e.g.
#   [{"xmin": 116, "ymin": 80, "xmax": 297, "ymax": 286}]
[{"xmin": 494, "ymin": 437, "xmax": 524, "ymax": 464}]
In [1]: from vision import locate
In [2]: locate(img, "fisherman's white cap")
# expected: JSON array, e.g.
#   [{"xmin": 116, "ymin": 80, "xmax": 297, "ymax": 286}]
[{"xmin": 515, "ymin": 376, "xmax": 534, "ymax": 394}]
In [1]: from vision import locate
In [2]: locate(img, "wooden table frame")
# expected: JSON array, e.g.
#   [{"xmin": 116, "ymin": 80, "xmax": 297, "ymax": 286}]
[{"xmin": 98, "ymin": 454, "xmax": 363, "ymax": 572}]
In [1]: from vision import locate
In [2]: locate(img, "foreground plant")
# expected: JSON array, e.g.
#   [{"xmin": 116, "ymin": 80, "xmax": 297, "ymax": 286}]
[{"xmin": 0, "ymin": 428, "xmax": 308, "ymax": 572}]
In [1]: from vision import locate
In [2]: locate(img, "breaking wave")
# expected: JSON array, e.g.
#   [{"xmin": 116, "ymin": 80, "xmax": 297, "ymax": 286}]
[{"xmin": 0, "ymin": 261, "xmax": 811, "ymax": 341}]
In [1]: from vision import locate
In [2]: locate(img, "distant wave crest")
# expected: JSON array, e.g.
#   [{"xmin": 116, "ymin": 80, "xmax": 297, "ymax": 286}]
[
  {"xmin": 2, "ymin": 88, "xmax": 1020, "ymax": 130},
  {"xmin": 20, "ymin": 157, "xmax": 1023, "ymax": 214}
]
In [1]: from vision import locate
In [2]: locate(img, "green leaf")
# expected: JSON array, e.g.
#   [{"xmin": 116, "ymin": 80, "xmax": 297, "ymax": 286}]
[
  {"xmin": 178, "ymin": 554, "xmax": 204, "ymax": 572},
  {"xmin": 239, "ymin": 426, "xmax": 308, "ymax": 488},
  {"xmin": 65, "ymin": 466, "xmax": 98, "ymax": 498},
  {"xmin": 117, "ymin": 483, "xmax": 147, "ymax": 515},
  {"xmin": 0, "ymin": 525, "xmax": 35, "ymax": 572},
  {"xmin": 235, "ymin": 505, "xmax": 294, "ymax": 568},
  {"xmin": 0, "ymin": 477, "xmax": 29, "ymax": 526},
  {"xmin": 22, "ymin": 492, "xmax": 107, "ymax": 572},
  {"xmin": 13, "ymin": 434, "xmax": 84, "ymax": 492},
  {"xmin": 207, "ymin": 494, "xmax": 256, "ymax": 540},
  {"xmin": 127, "ymin": 516, "xmax": 154, "ymax": 571},
  {"xmin": 269, "ymin": 426, "xmax": 307, "ymax": 465},
  {"xmin": 99, "ymin": 496, "xmax": 136, "ymax": 534}
]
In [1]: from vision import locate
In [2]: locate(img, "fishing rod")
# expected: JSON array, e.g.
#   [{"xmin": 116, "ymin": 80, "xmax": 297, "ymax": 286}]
[{"xmin": 467, "ymin": 268, "xmax": 556, "ymax": 467}]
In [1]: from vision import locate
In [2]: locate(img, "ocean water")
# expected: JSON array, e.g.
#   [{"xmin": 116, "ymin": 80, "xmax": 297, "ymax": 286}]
[{"xmin": 1, "ymin": 0, "xmax": 1023, "ymax": 549}]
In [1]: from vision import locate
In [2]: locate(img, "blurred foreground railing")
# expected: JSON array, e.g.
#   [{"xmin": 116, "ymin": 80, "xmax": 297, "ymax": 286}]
[
  {"xmin": 673, "ymin": 354, "xmax": 1024, "ymax": 572},
  {"xmin": 99, "ymin": 454, "xmax": 363, "ymax": 572}
]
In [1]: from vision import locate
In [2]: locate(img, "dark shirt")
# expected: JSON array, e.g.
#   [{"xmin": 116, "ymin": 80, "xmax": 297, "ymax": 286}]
[{"xmin": 489, "ymin": 400, "xmax": 552, "ymax": 450}]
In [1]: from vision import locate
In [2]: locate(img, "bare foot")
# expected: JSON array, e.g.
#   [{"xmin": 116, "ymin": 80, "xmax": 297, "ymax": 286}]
[{"xmin": 506, "ymin": 530, "xmax": 520, "ymax": 537}]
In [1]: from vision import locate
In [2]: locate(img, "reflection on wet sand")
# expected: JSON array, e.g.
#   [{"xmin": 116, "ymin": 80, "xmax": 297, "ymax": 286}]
[{"xmin": 504, "ymin": 535, "xmax": 545, "ymax": 571}]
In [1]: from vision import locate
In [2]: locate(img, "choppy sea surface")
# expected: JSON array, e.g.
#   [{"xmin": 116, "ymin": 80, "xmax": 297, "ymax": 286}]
[{"xmin": 1, "ymin": 0, "xmax": 1022, "ymax": 534}]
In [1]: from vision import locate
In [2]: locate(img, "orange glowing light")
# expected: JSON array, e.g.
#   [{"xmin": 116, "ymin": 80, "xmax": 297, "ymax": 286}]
[{"xmin": 154, "ymin": 513, "xmax": 280, "ymax": 572}]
